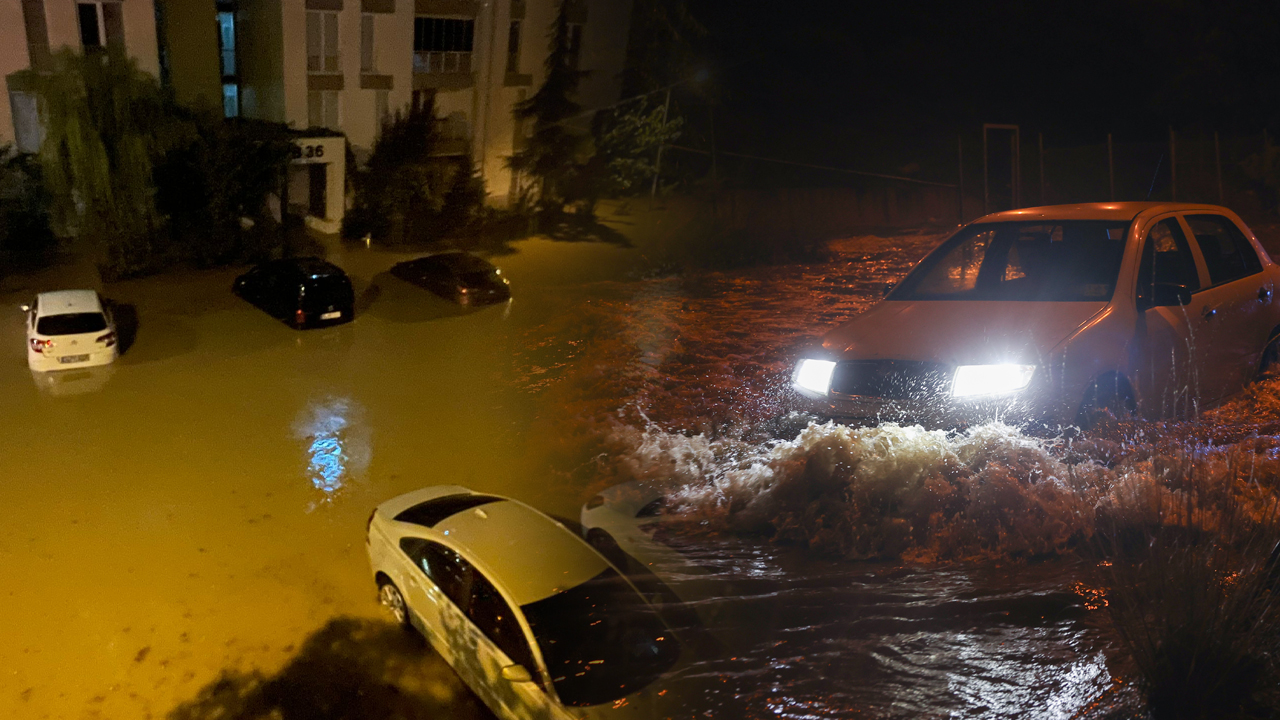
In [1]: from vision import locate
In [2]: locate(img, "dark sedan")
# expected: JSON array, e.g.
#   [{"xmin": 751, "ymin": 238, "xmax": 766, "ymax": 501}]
[
  {"xmin": 390, "ymin": 251, "xmax": 511, "ymax": 306},
  {"xmin": 233, "ymin": 257, "xmax": 355, "ymax": 329}
]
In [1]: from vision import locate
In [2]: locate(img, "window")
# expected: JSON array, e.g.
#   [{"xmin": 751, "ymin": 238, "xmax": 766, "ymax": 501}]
[
  {"xmin": 217, "ymin": 11, "xmax": 236, "ymax": 77},
  {"xmin": 307, "ymin": 90, "xmax": 339, "ymax": 129},
  {"xmin": 1186, "ymin": 215, "xmax": 1263, "ymax": 286},
  {"xmin": 306, "ymin": 10, "xmax": 339, "ymax": 73},
  {"xmin": 506, "ymin": 20, "xmax": 520, "ymax": 73},
  {"xmin": 566, "ymin": 22, "xmax": 582, "ymax": 69},
  {"xmin": 413, "ymin": 17, "xmax": 474, "ymax": 73},
  {"xmin": 9, "ymin": 91, "xmax": 43, "ymax": 153},
  {"xmin": 400, "ymin": 538, "xmax": 472, "ymax": 608},
  {"xmin": 220, "ymin": 84, "xmax": 238, "ymax": 119},
  {"xmin": 468, "ymin": 571, "xmax": 540, "ymax": 683},
  {"xmin": 1137, "ymin": 218, "xmax": 1200, "ymax": 306},
  {"xmin": 361, "ymin": 13, "xmax": 375, "ymax": 73},
  {"xmin": 77, "ymin": 2, "xmax": 101, "ymax": 48},
  {"xmin": 894, "ymin": 221, "xmax": 1131, "ymax": 302}
]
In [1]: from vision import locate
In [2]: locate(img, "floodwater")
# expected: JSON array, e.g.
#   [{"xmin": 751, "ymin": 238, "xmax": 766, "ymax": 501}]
[{"xmin": 1, "ymin": 227, "xmax": 1274, "ymax": 719}]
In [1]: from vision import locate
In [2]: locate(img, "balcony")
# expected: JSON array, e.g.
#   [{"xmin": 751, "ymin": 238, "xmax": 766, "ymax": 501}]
[
  {"xmin": 413, "ymin": 51, "xmax": 471, "ymax": 74},
  {"xmin": 411, "ymin": 51, "xmax": 474, "ymax": 90}
]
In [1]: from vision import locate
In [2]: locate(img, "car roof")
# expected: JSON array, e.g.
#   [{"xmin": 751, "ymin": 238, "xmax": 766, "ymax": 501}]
[
  {"xmin": 269, "ymin": 257, "xmax": 347, "ymax": 278},
  {"xmin": 435, "ymin": 499, "xmax": 610, "ymax": 606},
  {"xmin": 36, "ymin": 290, "xmax": 103, "ymax": 315},
  {"xmin": 974, "ymin": 201, "xmax": 1230, "ymax": 223},
  {"xmin": 380, "ymin": 486, "xmax": 609, "ymax": 606}
]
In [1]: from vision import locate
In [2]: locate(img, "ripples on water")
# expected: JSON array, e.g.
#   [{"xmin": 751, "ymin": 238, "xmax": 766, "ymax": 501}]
[{"xmin": 514, "ymin": 233, "xmax": 1280, "ymax": 718}]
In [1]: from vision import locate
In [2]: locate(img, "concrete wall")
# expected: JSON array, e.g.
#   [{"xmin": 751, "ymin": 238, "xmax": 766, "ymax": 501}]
[
  {"xmin": 160, "ymin": 0, "xmax": 223, "ymax": 111},
  {"xmin": 239, "ymin": 0, "xmax": 286, "ymax": 120},
  {"xmin": 0, "ymin": 0, "xmax": 29, "ymax": 146}
]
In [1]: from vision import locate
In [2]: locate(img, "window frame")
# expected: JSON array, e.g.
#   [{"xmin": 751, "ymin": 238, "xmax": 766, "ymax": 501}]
[
  {"xmin": 1182, "ymin": 213, "xmax": 1265, "ymax": 289},
  {"xmin": 1136, "ymin": 215, "xmax": 1203, "ymax": 308},
  {"xmin": 306, "ymin": 9, "xmax": 341, "ymax": 74}
]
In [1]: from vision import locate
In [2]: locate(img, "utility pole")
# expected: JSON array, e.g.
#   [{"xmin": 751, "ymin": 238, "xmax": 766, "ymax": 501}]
[
  {"xmin": 650, "ymin": 88, "xmax": 671, "ymax": 205},
  {"xmin": 1108, "ymin": 133, "xmax": 1115, "ymax": 201}
]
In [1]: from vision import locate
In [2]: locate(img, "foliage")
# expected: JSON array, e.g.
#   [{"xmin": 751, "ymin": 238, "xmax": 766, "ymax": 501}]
[
  {"xmin": 0, "ymin": 146, "xmax": 57, "ymax": 271},
  {"xmin": 619, "ymin": 0, "xmax": 706, "ymax": 97},
  {"xmin": 576, "ymin": 99, "xmax": 682, "ymax": 202},
  {"xmin": 155, "ymin": 116, "xmax": 295, "ymax": 266},
  {"xmin": 1098, "ymin": 461, "xmax": 1280, "ymax": 720},
  {"xmin": 344, "ymin": 103, "xmax": 484, "ymax": 245},
  {"xmin": 509, "ymin": 0, "xmax": 588, "ymax": 210}
]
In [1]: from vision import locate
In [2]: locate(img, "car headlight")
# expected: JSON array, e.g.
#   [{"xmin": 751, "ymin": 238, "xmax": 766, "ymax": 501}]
[
  {"xmin": 951, "ymin": 364, "xmax": 1036, "ymax": 398},
  {"xmin": 794, "ymin": 359, "xmax": 837, "ymax": 395}
]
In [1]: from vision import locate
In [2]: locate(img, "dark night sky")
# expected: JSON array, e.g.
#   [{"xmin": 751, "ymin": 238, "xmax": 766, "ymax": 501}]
[{"xmin": 679, "ymin": 0, "xmax": 1280, "ymax": 180}]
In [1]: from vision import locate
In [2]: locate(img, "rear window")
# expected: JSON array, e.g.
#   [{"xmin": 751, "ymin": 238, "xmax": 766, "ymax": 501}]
[
  {"xmin": 37, "ymin": 313, "xmax": 107, "ymax": 336},
  {"xmin": 394, "ymin": 494, "xmax": 502, "ymax": 527},
  {"xmin": 300, "ymin": 276, "xmax": 353, "ymax": 309}
]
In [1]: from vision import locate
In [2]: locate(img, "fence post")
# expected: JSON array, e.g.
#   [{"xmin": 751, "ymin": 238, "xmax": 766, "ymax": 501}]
[
  {"xmin": 983, "ymin": 129, "xmax": 989, "ymax": 215},
  {"xmin": 649, "ymin": 88, "xmax": 671, "ymax": 206},
  {"xmin": 1108, "ymin": 133, "xmax": 1115, "ymax": 201},
  {"xmin": 957, "ymin": 134, "xmax": 964, "ymax": 222},
  {"xmin": 1038, "ymin": 132, "xmax": 1045, "ymax": 205},
  {"xmin": 1169, "ymin": 126, "xmax": 1177, "ymax": 201},
  {"xmin": 1215, "ymin": 131, "xmax": 1223, "ymax": 203}
]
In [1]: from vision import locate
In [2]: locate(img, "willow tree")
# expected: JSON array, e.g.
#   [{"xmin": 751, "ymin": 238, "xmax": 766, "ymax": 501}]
[
  {"xmin": 20, "ymin": 48, "xmax": 185, "ymax": 279},
  {"xmin": 509, "ymin": 0, "xmax": 588, "ymax": 211}
]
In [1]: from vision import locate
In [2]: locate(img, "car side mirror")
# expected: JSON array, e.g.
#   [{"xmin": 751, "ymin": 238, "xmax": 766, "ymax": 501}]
[
  {"xmin": 1151, "ymin": 282, "xmax": 1192, "ymax": 307},
  {"xmin": 501, "ymin": 664, "xmax": 533, "ymax": 683}
]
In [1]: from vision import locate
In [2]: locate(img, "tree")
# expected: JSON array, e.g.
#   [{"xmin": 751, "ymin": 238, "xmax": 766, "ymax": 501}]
[
  {"xmin": 0, "ymin": 146, "xmax": 56, "ymax": 271},
  {"xmin": 509, "ymin": 0, "xmax": 588, "ymax": 211},
  {"xmin": 20, "ymin": 48, "xmax": 185, "ymax": 279},
  {"xmin": 619, "ymin": 0, "xmax": 706, "ymax": 97},
  {"xmin": 569, "ymin": 98, "xmax": 683, "ymax": 210}
]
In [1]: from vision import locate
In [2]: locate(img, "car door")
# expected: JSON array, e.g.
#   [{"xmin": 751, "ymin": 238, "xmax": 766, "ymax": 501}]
[
  {"xmin": 399, "ymin": 538, "xmax": 475, "ymax": 665},
  {"xmin": 1182, "ymin": 213, "xmax": 1274, "ymax": 399},
  {"xmin": 1132, "ymin": 215, "xmax": 1212, "ymax": 417},
  {"xmin": 463, "ymin": 570, "xmax": 560, "ymax": 720}
]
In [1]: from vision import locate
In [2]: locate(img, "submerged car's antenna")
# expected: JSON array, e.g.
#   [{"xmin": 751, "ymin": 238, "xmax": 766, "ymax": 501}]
[{"xmin": 1145, "ymin": 153, "xmax": 1165, "ymax": 200}]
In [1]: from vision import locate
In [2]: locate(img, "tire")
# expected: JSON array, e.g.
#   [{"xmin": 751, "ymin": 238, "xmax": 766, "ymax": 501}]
[
  {"xmin": 377, "ymin": 580, "xmax": 411, "ymax": 628},
  {"xmin": 1258, "ymin": 334, "xmax": 1280, "ymax": 379},
  {"xmin": 1076, "ymin": 376, "xmax": 1135, "ymax": 430}
]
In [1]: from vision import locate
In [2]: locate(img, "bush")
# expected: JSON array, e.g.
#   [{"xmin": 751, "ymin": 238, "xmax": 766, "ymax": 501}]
[{"xmin": 0, "ymin": 147, "xmax": 57, "ymax": 271}]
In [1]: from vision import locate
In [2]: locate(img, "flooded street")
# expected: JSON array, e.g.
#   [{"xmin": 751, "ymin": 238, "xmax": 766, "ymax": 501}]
[{"xmin": 2, "ymin": 223, "xmax": 1276, "ymax": 719}]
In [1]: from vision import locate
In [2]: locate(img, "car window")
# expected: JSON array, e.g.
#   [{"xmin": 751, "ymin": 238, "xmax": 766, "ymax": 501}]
[
  {"xmin": 36, "ymin": 313, "xmax": 108, "ymax": 336},
  {"xmin": 400, "ymin": 538, "xmax": 473, "ymax": 608},
  {"xmin": 1136, "ymin": 218, "xmax": 1201, "ymax": 305},
  {"xmin": 468, "ymin": 571, "xmax": 543, "ymax": 686},
  {"xmin": 1185, "ymin": 214, "xmax": 1263, "ymax": 286},
  {"xmin": 893, "ymin": 221, "xmax": 1129, "ymax": 301}
]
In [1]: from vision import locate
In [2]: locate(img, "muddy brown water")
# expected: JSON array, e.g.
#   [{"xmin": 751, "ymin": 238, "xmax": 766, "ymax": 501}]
[{"xmin": 5, "ymin": 229, "xmax": 1270, "ymax": 719}]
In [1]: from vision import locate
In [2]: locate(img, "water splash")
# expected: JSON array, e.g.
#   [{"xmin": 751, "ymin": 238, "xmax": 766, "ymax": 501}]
[{"xmin": 292, "ymin": 396, "xmax": 371, "ymax": 502}]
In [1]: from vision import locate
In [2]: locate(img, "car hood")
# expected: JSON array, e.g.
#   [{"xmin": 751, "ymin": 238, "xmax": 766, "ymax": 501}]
[{"xmin": 819, "ymin": 300, "xmax": 1108, "ymax": 365}]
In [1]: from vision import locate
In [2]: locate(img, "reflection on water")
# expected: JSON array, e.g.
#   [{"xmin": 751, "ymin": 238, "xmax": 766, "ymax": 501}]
[
  {"xmin": 293, "ymin": 396, "xmax": 371, "ymax": 501},
  {"xmin": 30, "ymin": 364, "xmax": 115, "ymax": 396}
]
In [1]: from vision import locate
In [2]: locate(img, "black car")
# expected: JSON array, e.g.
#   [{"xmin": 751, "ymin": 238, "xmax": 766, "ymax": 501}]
[
  {"xmin": 233, "ymin": 257, "xmax": 355, "ymax": 329},
  {"xmin": 389, "ymin": 252, "xmax": 511, "ymax": 306}
]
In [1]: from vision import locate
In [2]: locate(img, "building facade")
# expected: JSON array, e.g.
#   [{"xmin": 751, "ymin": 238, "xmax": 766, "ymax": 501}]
[{"xmin": 2, "ymin": 0, "xmax": 161, "ymax": 152}]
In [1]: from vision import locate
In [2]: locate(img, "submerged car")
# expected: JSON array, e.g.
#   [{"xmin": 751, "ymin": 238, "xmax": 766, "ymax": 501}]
[
  {"xmin": 366, "ymin": 485, "xmax": 685, "ymax": 719},
  {"xmin": 792, "ymin": 203, "xmax": 1280, "ymax": 429},
  {"xmin": 390, "ymin": 251, "xmax": 511, "ymax": 306},
  {"xmin": 233, "ymin": 257, "xmax": 354, "ymax": 329},
  {"xmin": 24, "ymin": 290, "xmax": 118, "ymax": 372}
]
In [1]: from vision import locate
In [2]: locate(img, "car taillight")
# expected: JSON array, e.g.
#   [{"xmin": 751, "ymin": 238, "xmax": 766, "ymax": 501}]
[
  {"xmin": 295, "ymin": 309, "xmax": 306, "ymax": 325},
  {"xmin": 96, "ymin": 331, "xmax": 116, "ymax": 347},
  {"xmin": 30, "ymin": 338, "xmax": 52, "ymax": 353}
]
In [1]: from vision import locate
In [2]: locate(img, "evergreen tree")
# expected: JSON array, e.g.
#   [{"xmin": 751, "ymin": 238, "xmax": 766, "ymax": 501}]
[
  {"xmin": 620, "ymin": 0, "xmax": 706, "ymax": 96},
  {"xmin": 509, "ymin": 0, "xmax": 588, "ymax": 210}
]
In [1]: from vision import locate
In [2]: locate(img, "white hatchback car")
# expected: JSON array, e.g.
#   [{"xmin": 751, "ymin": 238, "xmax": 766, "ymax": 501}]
[
  {"xmin": 24, "ymin": 290, "xmax": 118, "ymax": 372},
  {"xmin": 366, "ymin": 485, "xmax": 686, "ymax": 720},
  {"xmin": 792, "ymin": 203, "xmax": 1280, "ymax": 429}
]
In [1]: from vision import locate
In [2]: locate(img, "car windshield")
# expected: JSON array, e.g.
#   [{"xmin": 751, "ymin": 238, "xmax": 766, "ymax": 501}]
[
  {"xmin": 521, "ymin": 567, "xmax": 681, "ymax": 707},
  {"xmin": 37, "ymin": 312, "xmax": 107, "ymax": 336},
  {"xmin": 891, "ymin": 220, "xmax": 1131, "ymax": 301}
]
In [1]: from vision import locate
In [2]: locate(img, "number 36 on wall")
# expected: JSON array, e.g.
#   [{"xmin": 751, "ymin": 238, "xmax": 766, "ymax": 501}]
[{"xmin": 291, "ymin": 144, "xmax": 327, "ymax": 161}]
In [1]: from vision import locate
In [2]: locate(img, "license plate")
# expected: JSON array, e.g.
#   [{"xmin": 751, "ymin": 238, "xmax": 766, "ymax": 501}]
[
  {"xmin": 320, "ymin": 311, "xmax": 342, "ymax": 320},
  {"xmin": 60, "ymin": 354, "xmax": 89, "ymax": 364}
]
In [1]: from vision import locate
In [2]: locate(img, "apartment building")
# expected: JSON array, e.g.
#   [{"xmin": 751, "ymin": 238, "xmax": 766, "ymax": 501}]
[
  {"xmin": 2, "ymin": 0, "xmax": 161, "ymax": 152},
  {"xmin": 163, "ymin": 0, "xmax": 632, "ymax": 209}
]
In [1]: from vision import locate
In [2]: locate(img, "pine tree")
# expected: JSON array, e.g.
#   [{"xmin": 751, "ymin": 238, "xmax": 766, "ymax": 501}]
[{"xmin": 509, "ymin": 0, "xmax": 588, "ymax": 211}]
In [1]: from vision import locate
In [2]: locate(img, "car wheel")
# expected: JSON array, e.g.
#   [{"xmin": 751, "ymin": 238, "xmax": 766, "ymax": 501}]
[
  {"xmin": 1076, "ymin": 376, "xmax": 1135, "ymax": 430},
  {"xmin": 378, "ymin": 580, "xmax": 411, "ymax": 628}
]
